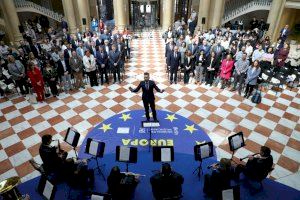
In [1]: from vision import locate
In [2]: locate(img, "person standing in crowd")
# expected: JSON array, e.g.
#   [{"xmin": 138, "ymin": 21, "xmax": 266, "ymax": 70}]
[
  {"xmin": 183, "ymin": 50, "xmax": 194, "ymax": 84},
  {"xmin": 27, "ymin": 62, "xmax": 45, "ymax": 102},
  {"xmin": 83, "ymin": 50, "xmax": 98, "ymax": 87},
  {"xmin": 7, "ymin": 55, "xmax": 29, "ymax": 95},
  {"xmin": 109, "ymin": 44, "xmax": 121, "ymax": 84},
  {"xmin": 275, "ymin": 42, "xmax": 289, "ymax": 70},
  {"xmin": 167, "ymin": 46, "xmax": 181, "ymax": 84},
  {"xmin": 261, "ymin": 47, "xmax": 274, "ymax": 69},
  {"xmin": 43, "ymin": 62, "xmax": 59, "ymax": 97},
  {"xmin": 69, "ymin": 50, "xmax": 84, "ymax": 90},
  {"xmin": 252, "ymin": 44, "xmax": 265, "ymax": 62},
  {"xmin": 96, "ymin": 46, "xmax": 109, "ymax": 85},
  {"xmin": 231, "ymin": 53, "xmax": 249, "ymax": 95},
  {"xmin": 205, "ymin": 51, "xmax": 219, "ymax": 86},
  {"xmin": 220, "ymin": 54, "xmax": 234, "ymax": 89},
  {"xmin": 57, "ymin": 52, "xmax": 72, "ymax": 93},
  {"xmin": 244, "ymin": 60, "xmax": 261, "ymax": 98},
  {"xmin": 195, "ymin": 50, "xmax": 206, "ymax": 84},
  {"xmin": 279, "ymin": 24, "xmax": 290, "ymax": 42}
]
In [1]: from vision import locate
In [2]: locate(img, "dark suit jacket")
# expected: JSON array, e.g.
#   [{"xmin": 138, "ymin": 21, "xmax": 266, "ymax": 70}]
[
  {"xmin": 183, "ymin": 56, "xmax": 195, "ymax": 72},
  {"xmin": 167, "ymin": 51, "xmax": 181, "ymax": 71},
  {"xmin": 150, "ymin": 172, "xmax": 184, "ymax": 200},
  {"xmin": 187, "ymin": 44, "xmax": 199, "ymax": 56},
  {"xmin": 57, "ymin": 59, "xmax": 71, "ymax": 77},
  {"xmin": 132, "ymin": 80, "xmax": 162, "ymax": 101},
  {"xmin": 96, "ymin": 51, "xmax": 108, "ymax": 66},
  {"xmin": 165, "ymin": 42, "xmax": 174, "ymax": 58},
  {"xmin": 108, "ymin": 50, "xmax": 121, "ymax": 66},
  {"xmin": 30, "ymin": 43, "xmax": 42, "ymax": 57},
  {"xmin": 39, "ymin": 144, "xmax": 63, "ymax": 173},
  {"xmin": 280, "ymin": 28, "xmax": 290, "ymax": 40}
]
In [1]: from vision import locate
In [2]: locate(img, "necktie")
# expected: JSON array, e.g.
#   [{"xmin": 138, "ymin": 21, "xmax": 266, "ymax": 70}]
[
  {"xmin": 146, "ymin": 81, "xmax": 149, "ymax": 90},
  {"xmin": 174, "ymin": 53, "xmax": 176, "ymax": 58}
]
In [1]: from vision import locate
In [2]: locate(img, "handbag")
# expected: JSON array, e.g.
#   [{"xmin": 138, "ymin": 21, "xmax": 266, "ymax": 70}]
[
  {"xmin": 45, "ymin": 86, "xmax": 51, "ymax": 98},
  {"xmin": 251, "ymin": 90, "xmax": 262, "ymax": 104},
  {"xmin": 28, "ymin": 88, "xmax": 38, "ymax": 104}
]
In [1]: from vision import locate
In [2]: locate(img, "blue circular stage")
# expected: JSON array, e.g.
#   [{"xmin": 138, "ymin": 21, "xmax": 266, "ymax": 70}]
[
  {"xmin": 18, "ymin": 110, "xmax": 300, "ymax": 200},
  {"xmin": 78, "ymin": 109, "xmax": 216, "ymax": 200}
]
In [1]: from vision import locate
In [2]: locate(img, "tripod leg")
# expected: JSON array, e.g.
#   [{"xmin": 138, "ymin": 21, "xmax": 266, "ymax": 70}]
[{"xmin": 96, "ymin": 158, "xmax": 106, "ymax": 181}]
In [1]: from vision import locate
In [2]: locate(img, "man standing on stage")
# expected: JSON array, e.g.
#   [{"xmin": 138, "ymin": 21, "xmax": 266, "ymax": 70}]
[{"xmin": 129, "ymin": 72, "xmax": 164, "ymax": 121}]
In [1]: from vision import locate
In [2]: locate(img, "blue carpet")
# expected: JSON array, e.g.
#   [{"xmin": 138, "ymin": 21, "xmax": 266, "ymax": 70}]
[{"xmin": 16, "ymin": 110, "xmax": 300, "ymax": 200}]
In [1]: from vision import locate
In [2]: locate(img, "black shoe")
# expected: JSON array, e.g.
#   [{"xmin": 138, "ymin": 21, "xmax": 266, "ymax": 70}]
[
  {"xmin": 243, "ymin": 94, "xmax": 247, "ymax": 98},
  {"xmin": 153, "ymin": 119, "xmax": 159, "ymax": 122},
  {"xmin": 170, "ymin": 82, "xmax": 173, "ymax": 84},
  {"xmin": 175, "ymin": 82, "xmax": 177, "ymax": 84},
  {"xmin": 146, "ymin": 118, "xmax": 150, "ymax": 121}
]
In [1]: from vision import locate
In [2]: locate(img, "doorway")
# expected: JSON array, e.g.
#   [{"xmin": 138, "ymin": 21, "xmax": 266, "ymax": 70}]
[{"xmin": 129, "ymin": 0, "xmax": 160, "ymax": 30}]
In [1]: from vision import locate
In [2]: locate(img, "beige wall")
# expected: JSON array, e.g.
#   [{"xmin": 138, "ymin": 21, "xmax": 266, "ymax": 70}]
[{"xmin": 274, "ymin": 8, "xmax": 300, "ymax": 42}]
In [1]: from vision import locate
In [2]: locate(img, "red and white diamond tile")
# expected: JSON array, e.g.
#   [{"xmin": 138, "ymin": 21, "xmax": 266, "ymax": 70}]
[{"xmin": 0, "ymin": 30, "xmax": 300, "ymax": 190}]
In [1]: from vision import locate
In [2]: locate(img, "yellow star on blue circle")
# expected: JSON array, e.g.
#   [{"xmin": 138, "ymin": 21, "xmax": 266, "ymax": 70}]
[
  {"xmin": 184, "ymin": 124, "xmax": 197, "ymax": 134},
  {"xmin": 165, "ymin": 114, "xmax": 178, "ymax": 122},
  {"xmin": 99, "ymin": 123, "xmax": 112, "ymax": 133},
  {"xmin": 120, "ymin": 113, "xmax": 132, "ymax": 122}
]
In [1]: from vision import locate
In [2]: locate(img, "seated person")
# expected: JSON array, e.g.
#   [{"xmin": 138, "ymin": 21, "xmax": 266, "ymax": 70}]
[
  {"xmin": 150, "ymin": 163, "xmax": 184, "ymax": 200},
  {"xmin": 39, "ymin": 134, "xmax": 68, "ymax": 175},
  {"xmin": 203, "ymin": 158, "xmax": 232, "ymax": 198},
  {"xmin": 235, "ymin": 146, "xmax": 273, "ymax": 181},
  {"xmin": 39, "ymin": 134, "xmax": 94, "ymax": 189},
  {"xmin": 107, "ymin": 166, "xmax": 139, "ymax": 200}
]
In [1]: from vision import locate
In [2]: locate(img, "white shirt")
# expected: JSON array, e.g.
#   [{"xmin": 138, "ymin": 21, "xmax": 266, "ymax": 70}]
[
  {"xmin": 245, "ymin": 45, "xmax": 253, "ymax": 57},
  {"xmin": 83, "ymin": 55, "xmax": 96, "ymax": 72}
]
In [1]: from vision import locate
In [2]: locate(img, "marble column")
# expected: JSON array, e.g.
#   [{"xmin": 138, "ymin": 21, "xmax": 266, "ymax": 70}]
[
  {"xmin": 197, "ymin": 0, "xmax": 211, "ymax": 30},
  {"xmin": 113, "ymin": 0, "xmax": 127, "ymax": 30},
  {"xmin": 209, "ymin": 0, "xmax": 225, "ymax": 28},
  {"xmin": 267, "ymin": 0, "xmax": 286, "ymax": 41},
  {"xmin": 62, "ymin": 0, "xmax": 77, "ymax": 34},
  {"xmin": 0, "ymin": 0, "xmax": 23, "ymax": 45},
  {"xmin": 76, "ymin": 0, "xmax": 91, "ymax": 31},
  {"xmin": 162, "ymin": 0, "xmax": 174, "ymax": 30}
]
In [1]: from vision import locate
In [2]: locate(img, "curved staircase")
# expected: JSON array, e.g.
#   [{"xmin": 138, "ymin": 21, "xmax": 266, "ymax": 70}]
[
  {"xmin": 14, "ymin": 0, "xmax": 64, "ymax": 22},
  {"xmin": 222, "ymin": 0, "xmax": 272, "ymax": 24}
]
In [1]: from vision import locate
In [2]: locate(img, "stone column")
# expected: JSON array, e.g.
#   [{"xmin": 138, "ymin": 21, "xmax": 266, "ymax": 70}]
[
  {"xmin": 209, "ymin": 0, "xmax": 225, "ymax": 28},
  {"xmin": 0, "ymin": 0, "xmax": 23, "ymax": 45},
  {"xmin": 267, "ymin": 0, "xmax": 286, "ymax": 41},
  {"xmin": 62, "ymin": 0, "xmax": 77, "ymax": 34},
  {"xmin": 162, "ymin": 0, "xmax": 174, "ymax": 30},
  {"xmin": 76, "ymin": 0, "xmax": 90, "ymax": 32},
  {"xmin": 113, "ymin": 0, "xmax": 127, "ymax": 30},
  {"xmin": 197, "ymin": 0, "xmax": 211, "ymax": 30}
]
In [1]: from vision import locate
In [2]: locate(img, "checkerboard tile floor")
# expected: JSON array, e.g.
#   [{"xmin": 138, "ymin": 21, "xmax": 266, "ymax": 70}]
[{"xmin": 0, "ymin": 30, "xmax": 300, "ymax": 190}]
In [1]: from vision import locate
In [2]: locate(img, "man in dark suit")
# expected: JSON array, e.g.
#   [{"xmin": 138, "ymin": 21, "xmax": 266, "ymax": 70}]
[
  {"xmin": 30, "ymin": 40, "xmax": 42, "ymax": 58},
  {"xmin": 116, "ymin": 38, "xmax": 126, "ymax": 72},
  {"xmin": 187, "ymin": 41, "xmax": 198, "ymax": 57},
  {"xmin": 129, "ymin": 72, "xmax": 164, "ymax": 121},
  {"xmin": 165, "ymin": 38, "xmax": 174, "ymax": 58},
  {"xmin": 167, "ymin": 46, "xmax": 181, "ymax": 84},
  {"xmin": 150, "ymin": 163, "xmax": 184, "ymax": 200},
  {"xmin": 109, "ymin": 44, "xmax": 121, "ymax": 83},
  {"xmin": 279, "ymin": 24, "xmax": 290, "ymax": 42},
  {"xmin": 96, "ymin": 46, "xmax": 109, "ymax": 85}
]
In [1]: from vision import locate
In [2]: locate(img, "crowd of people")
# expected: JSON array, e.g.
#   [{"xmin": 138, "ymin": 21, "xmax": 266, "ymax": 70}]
[
  {"xmin": 0, "ymin": 17, "xmax": 132, "ymax": 102},
  {"xmin": 164, "ymin": 17, "xmax": 299, "ymax": 98}
]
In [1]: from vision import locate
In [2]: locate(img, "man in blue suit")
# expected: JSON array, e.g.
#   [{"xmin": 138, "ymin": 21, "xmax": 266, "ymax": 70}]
[
  {"xmin": 279, "ymin": 24, "xmax": 290, "ymax": 43},
  {"xmin": 109, "ymin": 44, "xmax": 121, "ymax": 83},
  {"xmin": 167, "ymin": 46, "xmax": 181, "ymax": 84},
  {"xmin": 96, "ymin": 46, "xmax": 109, "ymax": 85},
  {"xmin": 129, "ymin": 72, "xmax": 164, "ymax": 121}
]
